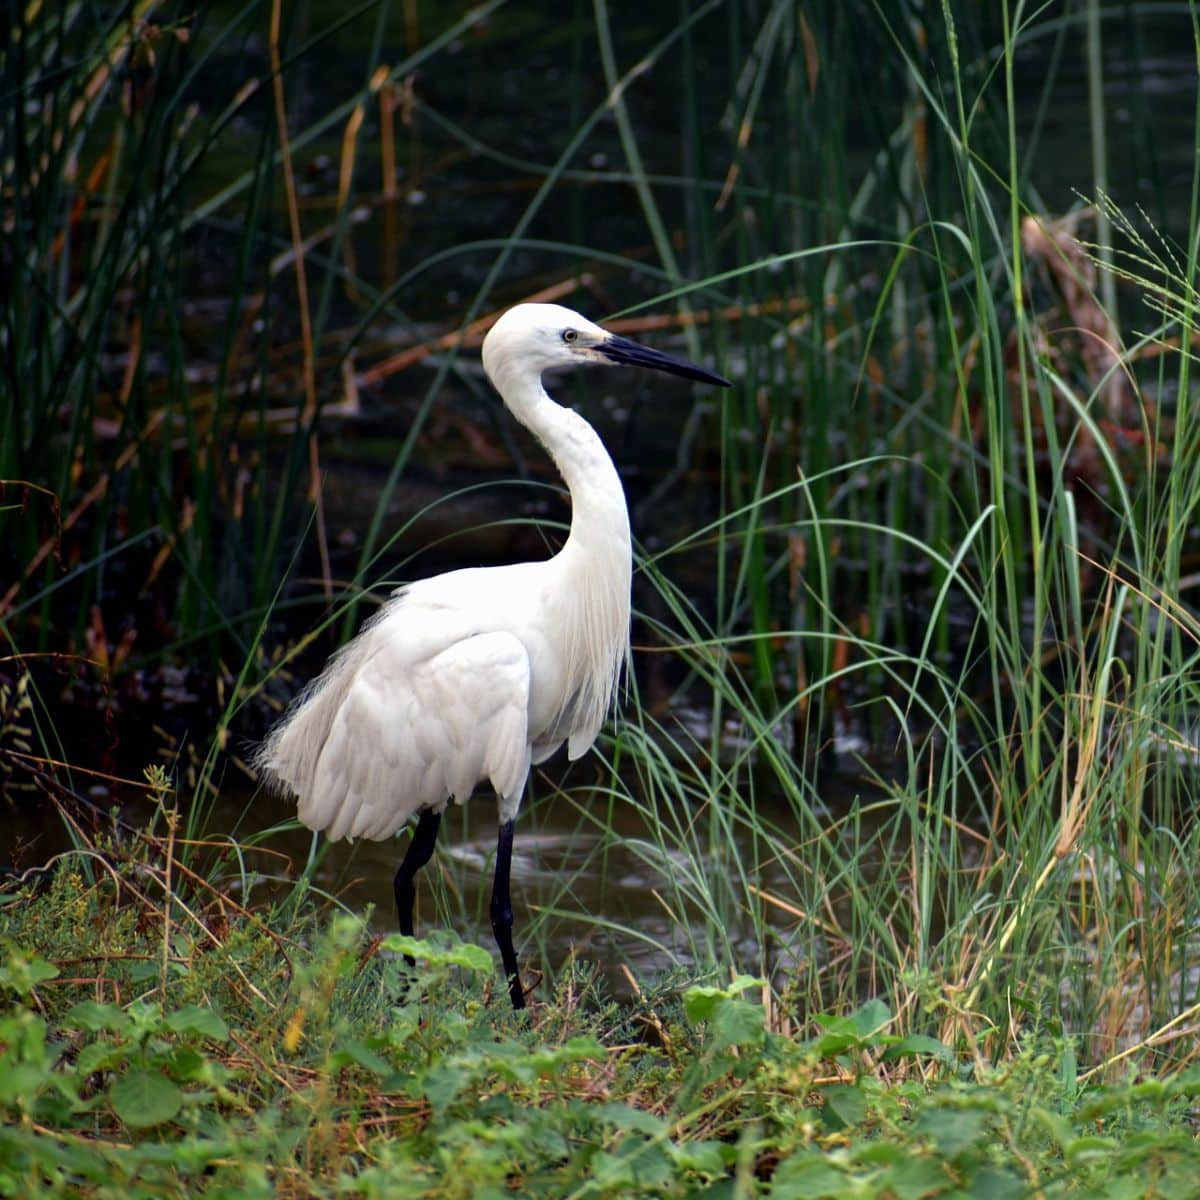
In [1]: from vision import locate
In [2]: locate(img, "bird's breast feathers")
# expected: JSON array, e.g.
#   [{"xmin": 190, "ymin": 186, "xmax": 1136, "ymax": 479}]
[{"xmin": 386, "ymin": 557, "xmax": 625, "ymax": 744}]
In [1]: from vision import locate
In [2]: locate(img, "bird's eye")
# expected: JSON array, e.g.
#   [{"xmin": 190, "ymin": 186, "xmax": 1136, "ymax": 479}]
[{"xmin": 561, "ymin": 329, "xmax": 578, "ymax": 344}]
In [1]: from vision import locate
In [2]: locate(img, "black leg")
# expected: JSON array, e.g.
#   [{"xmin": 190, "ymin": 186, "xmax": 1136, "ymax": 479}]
[
  {"xmin": 393, "ymin": 808, "xmax": 441, "ymax": 966},
  {"xmin": 490, "ymin": 819, "xmax": 525, "ymax": 1011}
]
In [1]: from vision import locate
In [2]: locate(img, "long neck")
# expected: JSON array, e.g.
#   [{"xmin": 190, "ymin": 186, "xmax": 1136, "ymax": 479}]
[
  {"xmin": 494, "ymin": 364, "xmax": 632, "ymax": 557},
  {"xmin": 495, "ymin": 364, "xmax": 632, "ymax": 733}
]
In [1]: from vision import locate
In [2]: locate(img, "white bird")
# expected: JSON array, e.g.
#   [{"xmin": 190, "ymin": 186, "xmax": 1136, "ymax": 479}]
[{"xmin": 256, "ymin": 302, "xmax": 731, "ymax": 1009}]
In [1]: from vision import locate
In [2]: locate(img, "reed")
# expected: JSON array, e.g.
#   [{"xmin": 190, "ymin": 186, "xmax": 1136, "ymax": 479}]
[{"xmin": 5, "ymin": 1, "xmax": 1199, "ymax": 1082}]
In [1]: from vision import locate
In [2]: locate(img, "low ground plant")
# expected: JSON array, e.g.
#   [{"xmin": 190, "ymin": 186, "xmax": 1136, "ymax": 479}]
[{"xmin": 3, "ymin": 837, "xmax": 1200, "ymax": 1198}]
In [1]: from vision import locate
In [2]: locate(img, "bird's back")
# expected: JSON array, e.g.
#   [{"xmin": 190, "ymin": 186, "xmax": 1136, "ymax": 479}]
[{"xmin": 256, "ymin": 551, "xmax": 625, "ymax": 839}]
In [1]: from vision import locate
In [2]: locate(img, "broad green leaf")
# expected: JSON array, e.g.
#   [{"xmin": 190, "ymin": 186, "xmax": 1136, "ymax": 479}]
[
  {"xmin": 505, "ymin": 1037, "xmax": 605, "ymax": 1081},
  {"xmin": 684, "ymin": 986, "xmax": 725, "ymax": 1024},
  {"xmin": 0, "ymin": 952, "xmax": 59, "ymax": 997},
  {"xmin": 66, "ymin": 1001, "xmax": 132, "ymax": 1035},
  {"xmin": 807, "ymin": 1011, "xmax": 879, "ymax": 1057},
  {"xmin": 769, "ymin": 1153, "xmax": 848, "ymax": 1198},
  {"xmin": 419, "ymin": 1062, "xmax": 472, "ymax": 1115},
  {"xmin": 76, "ymin": 1041, "xmax": 125, "ymax": 1077},
  {"xmin": 1030, "ymin": 1105, "xmax": 1072, "ymax": 1149},
  {"xmin": 595, "ymin": 1102, "xmax": 667, "ymax": 1136},
  {"xmin": 1065, "ymin": 1134, "xmax": 1118, "ymax": 1162},
  {"xmin": 0, "ymin": 1011, "xmax": 49, "ymax": 1064},
  {"xmin": 712, "ymin": 997, "xmax": 765, "ymax": 1050},
  {"xmin": 330, "ymin": 1038, "xmax": 393, "ymax": 1076},
  {"xmin": 850, "ymin": 999, "xmax": 891, "ymax": 1038},
  {"xmin": 166, "ymin": 1045, "xmax": 206, "ymax": 1081},
  {"xmin": 882, "ymin": 1034, "xmax": 954, "ymax": 1063},
  {"xmin": 851, "ymin": 1142, "xmax": 903, "ymax": 1166},
  {"xmin": 820, "ymin": 1083, "xmax": 867, "ymax": 1130},
  {"xmin": 914, "ymin": 1107, "xmax": 988, "ymax": 1159},
  {"xmin": 667, "ymin": 1138, "xmax": 731, "ymax": 1175},
  {"xmin": 1129, "ymin": 1078, "xmax": 1166, "ymax": 1103},
  {"xmin": 881, "ymin": 1156, "xmax": 952, "ymax": 1199},
  {"xmin": 586, "ymin": 1149, "xmax": 635, "ymax": 1190},
  {"xmin": 110, "ymin": 1069, "xmax": 183, "ymax": 1128},
  {"xmin": 809, "ymin": 1031, "xmax": 862, "ymax": 1058},
  {"xmin": 128, "ymin": 959, "xmax": 161, "ymax": 984},
  {"xmin": 380, "ymin": 934, "xmax": 493, "ymax": 972},
  {"xmin": 165, "ymin": 1004, "xmax": 229, "ymax": 1041},
  {"xmin": 683, "ymin": 976, "xmax": 764, "ymax": 1024},
  {"xmin": 0, "ymin": 1062, "xmax": 53, "ymax": 1106},
  {"xmin": 609, "ymin": 1136, "xmax": 674, "ymax": 1188},
  {"xmin": 811, "ymin": 1013, "xmax": 857, "ymax": 1034},
  {"xmin": 967, "ymin": 1167, "xmax": 1026, "ymax": 1200}
]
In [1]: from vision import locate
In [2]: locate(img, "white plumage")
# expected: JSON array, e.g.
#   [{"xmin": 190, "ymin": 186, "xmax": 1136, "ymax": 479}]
[{"xmin": 256, "ymin": 302, "xmax": 730, "ymax": 1009}]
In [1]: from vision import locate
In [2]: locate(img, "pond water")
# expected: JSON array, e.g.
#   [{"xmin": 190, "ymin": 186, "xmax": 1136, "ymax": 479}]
[{"xmin": 210, "ymin": 750, "xmax": 876, "ymax": 999}]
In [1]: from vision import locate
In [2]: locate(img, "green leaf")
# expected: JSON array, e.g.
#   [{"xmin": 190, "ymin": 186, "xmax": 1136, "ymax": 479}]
[
  {"xmin": 329, "ymin": 1037, "xmax": 392, "ymax": 1076},
  {"xmin": 769, "ymin": 1153, "xmax": 848, "ymax": 1198},
  {"xmin": 881, "ymin": 1156, "xmax": 952, "ymax": 1199},
  {"xmin": 595, "ymin": 1102, "xmax": 667, "ymax": 1136},
  {"xmin": 128, "ymin": 959, "xmax": 160, "ymax": 984},
  {"xmin": 812, "ymin": 1013, "xmax": 857, "ymax": 1034},
  {"xmin": 809, "ymin": 1031, "xmax": 862, "ymax": 1058},
  {"xmin": 1030, "ymin": 1105, "xmax": 1072, "ymax": 1149},
  {"xmin": 607, "ymin": 1137, "xmax": 675, "ymax": 1188},
  {"xmin": 683, "ymin": 976, "xmax": 764, "ymax": 1024},
  {"xmin": 510, "ymin": 1037, "xmax": 605, "ymax": 1081},
  {"xmin": 166, "ymin": 1045, "xmax": 206, "ymax": 1081},
  {"xmin": 684, "ymin": 989, "xmax": 722, "ymax": 1024},
  {"xmin": 380, "ymin": 935, "xmax": 493, "ymax": 972},
  {"xmin": 808, "ymin": 1011, "xmax": 882, "ymax": 1058},
  {"xmin": 967, "ymin": 1166, "xmax": 1026, "ymax": 1200},
  {"xmin": 882, "ymin": 1034, "xmax": 954, "ymax": 1063},
  {"xmin": 110, "ymin": 1069, "xmax": 183, "ymax": 1128},
  {"xmin": 66, "ymin": 1000, "xmax": 132, "ymax": 1035},
  {"xmin": 851, "ymin": 1142, "xmax": 903, "ymax": 1166},
  {"xmin": 915, "ymin": 1107, "xmax": 989, "ymax": 1159},
  {"xmin": 165, "ymin": 1004, "xmax": 229, "ymax": 1041},
  {"xmin": 1129, "ymin": 1078, "xmax": 1166, "ymax": 1103},
  {"xmin": 1060, "ymin": 1037, "xmax": 1078, "ymax": 1097},
  {"xmin": 586, "ymin": 1149, "xmax": 636, "ymax": 1190},
  {"xmin": 419, "ymin": 1062, "xmax": 472, "ymax": 1116},
  {"xmin": 1066, "ymin": 1135, "xmax": 1118, "ymax": 1163},
  {"xmin": 0, "ymin": 1062, "xmax": 53, "ymax": 1106},
  {"xmin": 850, "ymin": 999, "xmax": 891, "ymax": 1038},
  {"xmin": 76, "ymin": 1041, "xmax": 126, "ymax": 1076},
  {"xmin": 0, "ymin": 1011, "xmax": 50, "ymax": 1067},
  {"xmin": 820, "ymin": 1083, "xmax": 867, "ymax": 1130},
  {"xmin": 711, "ymin": 997, "xmax": 765, "ymax": 1051},
  {"xmin": 0, "ymin": 951, "xmax": 59, "ymax": 997},
  {"xmin": 667, "ymin": 1138, "xmax": 732, "ymax": 1175}
]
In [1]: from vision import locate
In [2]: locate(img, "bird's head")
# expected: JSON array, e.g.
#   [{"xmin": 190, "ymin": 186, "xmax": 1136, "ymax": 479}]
[{"xmin": 481, "ymin": 302, "xmax": 731, "ymax": 391}]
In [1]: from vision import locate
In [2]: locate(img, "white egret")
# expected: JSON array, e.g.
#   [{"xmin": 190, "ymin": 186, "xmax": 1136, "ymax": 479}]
[{"xmin": 256, "ymin": 302, "xmax": 731, "ymax": 1009}]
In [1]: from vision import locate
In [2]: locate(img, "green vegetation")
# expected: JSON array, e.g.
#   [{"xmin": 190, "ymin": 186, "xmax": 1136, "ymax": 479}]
[
  {"xmin": 5, "ymin": 0, "xmax": 1200, "ymax": 1193},
  {"xmin": 4, "ymin": 848, "xmax": 1200, "ymax": 1196}
]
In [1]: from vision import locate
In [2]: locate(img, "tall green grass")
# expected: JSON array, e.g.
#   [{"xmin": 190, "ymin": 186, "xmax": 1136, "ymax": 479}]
[
  {"xmin": 458, "ymin": 0, "xmax": 1200, "ymax": 1077},
  {"xmin": 5, "ymin": 0, "xmax": 1200, "ymax": 1082}
]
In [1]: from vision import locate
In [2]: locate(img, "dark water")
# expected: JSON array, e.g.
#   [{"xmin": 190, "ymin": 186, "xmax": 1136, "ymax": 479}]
[{"xmin": 210, "ymin": 750, "xmax": 871, "ymax": 998}]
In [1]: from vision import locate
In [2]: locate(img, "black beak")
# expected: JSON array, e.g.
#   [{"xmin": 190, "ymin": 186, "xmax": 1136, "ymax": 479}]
[{"xmin": 597, "ymin": 334, "xmax": 732, "ymax": 388}]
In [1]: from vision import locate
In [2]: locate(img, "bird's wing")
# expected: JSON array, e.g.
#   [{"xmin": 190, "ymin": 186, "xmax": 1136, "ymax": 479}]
[{"xmin": 301, "ymin": 629, "xmax": 532, "ymax": 841}]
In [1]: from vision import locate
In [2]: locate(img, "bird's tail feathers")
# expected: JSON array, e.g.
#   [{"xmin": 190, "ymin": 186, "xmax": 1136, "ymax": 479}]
[{"xmin": 252, "ymin": 616, "xmax": 383, "ymax": 805}]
